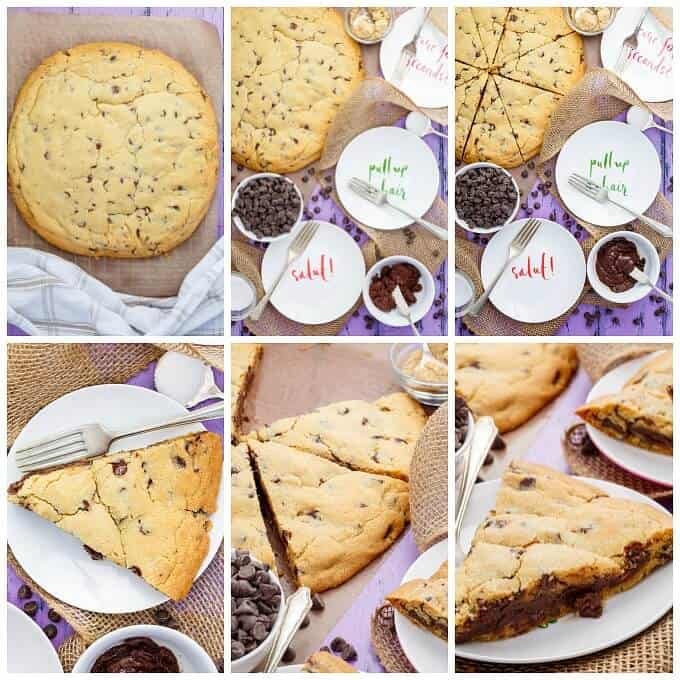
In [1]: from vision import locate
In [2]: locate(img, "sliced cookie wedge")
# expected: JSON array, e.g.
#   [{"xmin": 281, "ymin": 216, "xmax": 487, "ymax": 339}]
[
  {"xmin": 302, "ymin": 651, "xmax": 358, "ymax": 672},
  {"xmin": 254, "ymin": 393, "xmax": 427, "ymax": 482},
  {"xmin": 231, "ymin": 343, "xmax": 262, "ymax": 437},
  {"xmin": 463, "ymin": 76, "xmax": 524, "ymax": 168},
  {"xmin": 455, "ymin": 8, "xmax": 488, "ymax": 68},
  {"xmin": 456, "ymin": 461, "xmax": 672, "ymax": 643},
  {"xmin": 247, "ymin": 438, "xmax": 409, "ymax": 592},
  {"xmin": 388, "ymin": 561, "xmax": 448, "ymax": 640},
  {"xmin": 471, "ymin": 7, "xmax": 509, "ymax": 65},
  {"xmin": 499, "ymin": 33, "xmax": 586, "ymax": 96},
  {"xmin": 456, "ymin": 71, "xmax": 489, "ymax": 161},
  {"xmin": 231, "ymin": 443, "xmax": 275, "ymax": 568},
  {"xmin": 494, "ymin": 75, "xmax": 561, "ymax": 161},
  {"xmin": 494, "ymin": 8, "xmax": 576, "ymax": 66},
  {"xmin": 8, "ymin": 432, "xmax": 222, "ymax": 600}
]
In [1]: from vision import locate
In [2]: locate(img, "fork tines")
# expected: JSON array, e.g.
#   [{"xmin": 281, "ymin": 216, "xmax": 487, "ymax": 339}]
[
  {"xmin": 349, "ymin": 177, "xmax": 376, "ymax": 194},
  {"xmin": 568, "ymin": 173, "xmax": 599, "ymax": 196},
  {"xmin": 512, "ymin": 218, "xmax": 541, "ymax": 248},
  {"xmin": 290, "ymin": 220, "xmax": 318, "ymax": 252}
]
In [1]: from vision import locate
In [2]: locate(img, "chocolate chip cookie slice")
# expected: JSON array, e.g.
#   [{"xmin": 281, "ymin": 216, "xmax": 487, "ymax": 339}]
[
  {"xmin": 455, "ymin": 8, "xmax": 488, "ymax": 68},
  {"xmin": 255, "ymin": 393, "xmax": 428, "ymax": 482},
  {"xmin": 499, "ymin": 33, "xmax": 586, "ymax": 96},
  {"xmin": 456, "ymin": 461, "xmax": 673, "ymax": 643},
  {"xmin": 455, "ymin": 69, "xmax": 488, "ymax": 162},
  {"xmin": 8, "ymin": 432, "xmax": 222, "ymax": 600},
  {"xmin": 471, "ymin": 7, "xmax": 509, "ymax": 65},
  {"xmin": 231, "ymin": 443, "xmax": 275, "ymax": 569},
  {"xmin": 247, "ymin": 438, "xmax": 409, "ymax": 592},
  {"xmin": 302, "ymin": 651, "xmax": 358, "ymax": 673},
  {"xmin": 231, "ymin": 343, "xmax": 262, "ymax": 437},
  {"xmin": 455, "ymin": 343, "xmax": 579, "ymax": 433},
  {"xmin": 387, "ymin": 561, "xmax": 448, "ymax": 640}
]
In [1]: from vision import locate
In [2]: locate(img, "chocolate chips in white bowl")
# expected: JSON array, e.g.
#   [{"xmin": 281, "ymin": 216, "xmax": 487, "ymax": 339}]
[
  {"xmin": 231, "ymin": 550, "xmax": 282, "ymax": 661},
  {"xmin": 455, "ymin": 164, "xmax": 519, "ymax": 232},
  {"xmin": 233, "ymin": 174, "xmax": 302, "ymax": 241}
]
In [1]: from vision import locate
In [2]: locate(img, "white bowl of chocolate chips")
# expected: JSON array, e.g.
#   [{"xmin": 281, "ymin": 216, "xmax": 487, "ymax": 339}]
[{"xmin": 455, "ymin": 162, "xmax": 520, "ymax": 234}]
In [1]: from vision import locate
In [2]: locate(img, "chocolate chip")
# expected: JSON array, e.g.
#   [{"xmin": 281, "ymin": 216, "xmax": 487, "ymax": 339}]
[
  {"xmin": 300, "ymin": 615, "xmax": 310, "ymax": 629},
  {"xmin": 519, "ymin": 476, "xmax": 536, "ymax": 489},
  {"xmin": 491, "ymin": 434, "xmax": 506, "ymax": 451},
  {"xmin": 330, "ymin": 637, "xmax": 348, "ymax": 653},
  {"xmin": 282, "ymin": 646, "xmax": 296, "ymax": 662},
  {"xmin": 84, "ymin": 545, "xmax": 103, "ymax": 560},
  {"xmin": 43, "ymin": 624, "xmax": 58, "ymax": 640},
  {"xmin": 18, "ymin": 584, "xmax": 32, "ymax": 600},
  {"xmin": 111, "ymin": 460, "xmax": 127, "ymax": 476},
  {"xmin": 23, "ymin": 601, "xmax": 38, "ymax": 618},
  {"xmin": 48, "ymin": 609, "xmax": 61, "ymax": 623},
  {"xmin": 311, "ymin": 593, "xmax": 325, "ymax": 611}
]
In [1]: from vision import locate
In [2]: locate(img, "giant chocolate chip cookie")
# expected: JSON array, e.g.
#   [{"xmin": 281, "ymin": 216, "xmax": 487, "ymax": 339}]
[{"xmin": 232, "ymin": 8, "xmax": 363, "ymax": 173}]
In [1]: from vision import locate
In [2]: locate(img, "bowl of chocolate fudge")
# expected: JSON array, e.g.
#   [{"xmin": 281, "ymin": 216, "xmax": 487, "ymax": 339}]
[
  {"xmin": 73, "ymin": 625, "xmax": 217, "ymax": 673},
  {"xmin": 454, "ymin": 162, "xmax": 520, "ymax": 234},
  {"xmin": 231, "ymin": 549, "xmax": 284, "ymax": 673}
]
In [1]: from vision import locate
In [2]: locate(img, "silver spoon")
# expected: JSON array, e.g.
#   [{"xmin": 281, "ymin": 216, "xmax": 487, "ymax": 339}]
[
  {"xmin": 262, "ymin": 587, "xmax": 312, "ymax": 672},
  {"xmin": 626, "ymin": 105, "xmax": 673, "ymax": 135},
  {"xmin": 455, "ymin": 416, "xmax": 498, "ymax": 567},
  {"xmin": 154, "ymin": 351, "xmax": 224, "ymax": 408},
  {"xmin": 629, "ymin": 267, "xmax": 673, "ymax": 303},
  {"xmin": 405, "ymin": 111, "xmax": 448, "ymax": 139}
]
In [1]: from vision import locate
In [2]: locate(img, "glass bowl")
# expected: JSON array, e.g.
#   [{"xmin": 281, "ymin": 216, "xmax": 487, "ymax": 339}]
[{"xmin": 390, "ymin": 343, "xmax": 448, "ymax": 407}]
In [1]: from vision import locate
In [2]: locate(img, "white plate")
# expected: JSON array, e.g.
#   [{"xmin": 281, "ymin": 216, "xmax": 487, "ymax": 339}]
[
  {"xmin": 394, "ymin": 539, "xmax": 448, "ymax": 673},
  {"xmin": 480, "ymin": 218, "xmax": 586, "ymax": 323},
  {"xmin": 261, "ymin": 220, "xmax": 365, "ymax": 325},
  {"xmin": 7, "ymin": 602, "xmax": 63, "ymax": 673},
  {"xmin": 582, "ymin": 351, "xmax": 672, "ymax": 486},
  {"xmin": 457, "ymin": 477, "xmax": 673, "ymax": 664},
  {"xmin": 379, "ymin": 7, "xmax": 449, "ymax": 109},
  {"xmin": 7, "ymin": 384, "xmax": 224, "ymax": 614},
  {"xmin": 335, "ymin": 126, "xmax": 439, "ymax": 231},
  {"xmin": 601, "ymin": 7, "xmax": 673, "ymax": 103},
  {"xmin": 555, "ymin": 121, "xmax": 661, "ymax": 227}
]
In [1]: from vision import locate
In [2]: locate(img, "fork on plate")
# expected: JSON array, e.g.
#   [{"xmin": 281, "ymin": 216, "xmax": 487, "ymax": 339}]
[
  {"xmin": 248, "ymin": 221, "xmax": 320, "ymax": 321},
  {"xmin": 349, "ymin": 177, "xmax": 448, "ymax": 240},
  {"xmin": 613, "ymin": 8, "xmax": 647, "ymax": 76},
  {"xmin": 568, "ymin": 173, "xmax": 671, "ymax": 238},
  {"xmin": 14, "ymin": 402, "xmax": 225, "ymax": 474},
  {"xmin": 466, "ymin": 218, "xmax": 542, "ymax": 317},
  {"xmin": 392, "ymin": 7, "xmax": 431, "ymax": 85}
]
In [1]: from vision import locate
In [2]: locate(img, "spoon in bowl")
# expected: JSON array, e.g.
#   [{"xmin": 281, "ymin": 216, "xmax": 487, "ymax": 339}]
[
  {"xmin": 629, "ymin": 267, "xmax": 673, "ymax": 303},
  {"xmin": 626, "ymin": 105, "xmax": 673, "ymax": 135},
  {"xmin": 405, "ymin": 111, "xmax": 448, "ymax": 139},
  {"xmin": 154, "ymin": 351, "xmax": 224, "ymax": 407}
]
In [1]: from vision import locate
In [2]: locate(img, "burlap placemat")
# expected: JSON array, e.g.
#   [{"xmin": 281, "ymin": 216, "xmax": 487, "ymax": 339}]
[
  {"xmin": 231, "ymin": 8, "xmax": 448, "ymax": 336},
  {"xmin": 7, "ymin": 342, "xmax": 225, "ymax": 670},
  {"xmin": 371, "ymin": 604, "xmax": 417, "ymax": 673},
  {"xmin": 457, "ymin": 38, "xmax": 672, "ymax": 336},
  {"xmin": 456, "ymin": 609, "xmax": 672, "ymax": 673},
  {"xmin": 576, "ymin": 342, "xmax": 670, "ymax": 381},
  {"xmin": 409, "ymin": 401, "xmax": 447, "ymax": 552}
]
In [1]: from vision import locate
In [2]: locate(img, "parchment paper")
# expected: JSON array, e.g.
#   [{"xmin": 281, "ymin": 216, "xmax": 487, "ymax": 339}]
[
  {"xmin": 7, "ymin": 11, "xmax": 223, "ymax": 297},
  {"xmin": 239, "ymin": 343, "xmax": 423, "ymax": 665}
]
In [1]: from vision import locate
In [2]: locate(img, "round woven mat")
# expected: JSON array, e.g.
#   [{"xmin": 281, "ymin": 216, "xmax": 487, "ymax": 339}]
[{"xmin": 371, "ymin": 604, "xmax": 417, "ymax": 673}]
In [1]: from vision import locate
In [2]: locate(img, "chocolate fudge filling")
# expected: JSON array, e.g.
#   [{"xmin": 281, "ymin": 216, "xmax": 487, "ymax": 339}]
[
  {"xmin": 457, "ymin": 541, "xmax": 663, "ymax": 643},
  {"xmin": 90, "ymin": 637, "xmax": 180, "ymax": 673},
  {"xmin": 595, "ymin": 237, "xmax": 645, "ymax": 293}
]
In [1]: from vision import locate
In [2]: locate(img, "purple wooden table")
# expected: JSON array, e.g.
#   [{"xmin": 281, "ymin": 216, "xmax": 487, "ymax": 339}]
[
  {"xmin": 232, "ymin": 118, "xmax": 449, "ymax": 337},
  {"xmin": 7, "ymin": 5, "xmax": 224, "ymax": 337},
  {"xmin": 456, "ymin": 113, "xmax": 673, "ymax": 336},
  {"xmin": 7, "ymin": 360, "xmax": 225, "ymax": 660}
]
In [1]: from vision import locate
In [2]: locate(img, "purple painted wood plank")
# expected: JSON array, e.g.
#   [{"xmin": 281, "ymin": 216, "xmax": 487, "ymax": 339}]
[{"xmin": 456, "ymin": 112, "xmax": 673, "ymax": 336}]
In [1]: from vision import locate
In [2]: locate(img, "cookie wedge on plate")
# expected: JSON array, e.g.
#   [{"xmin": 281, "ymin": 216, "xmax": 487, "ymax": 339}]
[
  {"xmin": 456, "ymin": 461, "xmax": 673, "ymax": 643},
  {"xmin": 231, "ymin": 443, "xmax": 275, "ymax": 569},
  {"xmin": 254, "ymin": 393, "xmax": 427, "ymax": 481},
  {"xmin": 8, "ymin": 432, "xmax": 222, "ymax": 600},
  {"xmin": 388, "ymin": 561, "xmax": 448, "ymax": 640},
  {"xmin": 247, "ymin": 438, "xmax": 410, "ymax": 592},
  {"xmin": 576, "ymin": 350, "xmax": 673, "ymax": 455},
  {"xmin": 302, "ymin": 651, "xmax": 358, "ymax": 673}
]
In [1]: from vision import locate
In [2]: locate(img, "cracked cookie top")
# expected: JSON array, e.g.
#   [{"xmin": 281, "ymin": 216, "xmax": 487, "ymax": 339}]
[
  {"xmin": 247, "ymin": 438, "xmax": 410, "ymax": 592},
  {"xmin": 231, "ymin": 8, "xmax": 363, "ymax": 173},
  {"xmin": 8, "ymin": 431, "xmax": 222, "ymax": 600},
  {"xmin": 254, "ymin": 392, "xmax": 428, "ymax": 481},
  {"xmin": 8, "ymin": 42, "xmax": 219, "ymax": 258}
]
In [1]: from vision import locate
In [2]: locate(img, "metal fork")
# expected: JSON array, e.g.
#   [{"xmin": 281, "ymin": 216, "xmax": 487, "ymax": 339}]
[
  {"xmin": 349, "ymin": 177, "xmax": 448, "ymax": 240},
  {"xmin": 14, "ymin": 402, "xmax": 225, "ymax": 473},
  {"xmin": 568, "ymin": 173, "xmax": 671, "ymax": 238},
  {"xmin": 248, "ymin": 221, "xmax": 319, "ymax": 321},
  {"xmin": 392, "ymin": 7, "xmax": 431, "ymax": 85},
  {"xmin": 613, "ymin": 8, "xmax": 647, "ymax": 76},
  {"xmin": 467, "ymin": 218, "xmax": 542, "ymax": 317}
]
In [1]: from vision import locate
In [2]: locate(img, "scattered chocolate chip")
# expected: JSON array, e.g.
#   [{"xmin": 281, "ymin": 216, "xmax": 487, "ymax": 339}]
[
  {"xmin": 48, "ymin": 609, "xmax": 61, "ymax": 623},
  {"xmin": 23, "ymin": 601, "xmax": 39, "ymax": 618},
  {"xmin": 18, "ymin": 584, "xmax": 32, "ymax": 600},
  {"xmin": 311, "ymin": 593, "xmax": 325, "ymax": 611},
  {"xmin": 44, "ymin": 624, "xmax": 58, "ymax": 640},
  {"xmin": 282, "ymin": 646, "xmax": 296, "ymax": 663}
]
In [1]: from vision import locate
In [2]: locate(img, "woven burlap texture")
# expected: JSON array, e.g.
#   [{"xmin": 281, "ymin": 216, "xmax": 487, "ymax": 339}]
[
  {"xmin": 371, "ymin": 604, "xmax": 417, "ymax": 673},
  {"xmin": 457, "ymin": 67, "xmax": 672, "ymax": 336},
  {"xmin": 232, "ymin": 12, "xmax": 448, "ymax": 336},
  {"xmin": 456, "ymin": 610, "xmax": 672, "ymax": 673},
  {"xmin": 7, "ymin": 343, "xmax": 224, "ymax": 670},
  {"xmin": 568, "ymin": 343, "xmax": 672, "ymax": 500},
  {"xmin": 409, "ymin": 401, "xmax": 448, "ymax": 552},
  {"xmin": 372, "ymin": 403, "xmax": 448, "ymax": 670}
]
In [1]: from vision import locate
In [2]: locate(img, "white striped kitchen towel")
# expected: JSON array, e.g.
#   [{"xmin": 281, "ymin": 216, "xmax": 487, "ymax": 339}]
[{"xmin": 7, "ymin": 238, "xmax": 224, "ymax": 336}]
